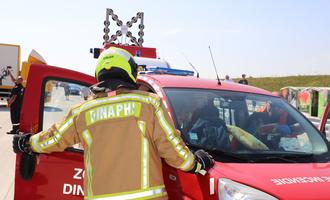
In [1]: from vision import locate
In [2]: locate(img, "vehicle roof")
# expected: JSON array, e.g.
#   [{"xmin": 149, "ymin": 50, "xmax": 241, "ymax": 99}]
[{"xmin": 138, "ymin": 74, "xmax": 275, "ymax": 96}]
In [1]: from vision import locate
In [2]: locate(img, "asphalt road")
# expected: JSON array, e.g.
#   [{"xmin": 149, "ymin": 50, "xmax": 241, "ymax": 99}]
[{"xmin": 0, "ymin": 104, "xmax": 15, "ymax": 200}]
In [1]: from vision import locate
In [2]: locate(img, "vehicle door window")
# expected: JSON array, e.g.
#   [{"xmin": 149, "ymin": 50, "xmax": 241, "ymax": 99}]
[{"xmin": 42, "ymin": 80, "xmax": 91, "ymax": 150}]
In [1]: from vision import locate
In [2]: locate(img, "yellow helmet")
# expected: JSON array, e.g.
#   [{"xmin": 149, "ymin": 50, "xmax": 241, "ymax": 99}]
[{"xmin": 95, "ymin": 47, "xmax": 138, "ymax": 85}]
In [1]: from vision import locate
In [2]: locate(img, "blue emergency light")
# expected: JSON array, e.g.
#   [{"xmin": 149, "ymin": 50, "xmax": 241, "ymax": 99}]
[
  {"xmin": 135, "ymin": 50, "xmax": 141, "ymax": 57},
  {"xmin": 140, "ymin": 67, "xmax": 194, "ymax": 76}
]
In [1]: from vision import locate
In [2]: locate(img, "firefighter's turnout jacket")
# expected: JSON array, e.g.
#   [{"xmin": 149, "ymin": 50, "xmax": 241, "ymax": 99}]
[{"xmin": 29, "ymin": 89, "xmax": 196, "ymax": 199}]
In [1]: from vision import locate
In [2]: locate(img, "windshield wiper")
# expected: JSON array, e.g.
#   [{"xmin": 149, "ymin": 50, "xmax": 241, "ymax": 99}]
[
  {"xmin": 245, "ymin": 151, "xmax": 315, "ymax": 163},
  {"xmin": 186, "ymin": 143, "xmax": 316, "ymax": 163},
  {"xmin": 249, "ymin": 156, "xmax": 298, "ymax": 163},
  {"xmin": 186, "ymin": 143, "xmax": 254, "ymax": 162},
  {"xmin": 210, "ymin": 149, "xmax": 256, "ymax": 162},
  {"xmin": 255, "ymin": 150, "xmax": 315, "ymax": 157}
]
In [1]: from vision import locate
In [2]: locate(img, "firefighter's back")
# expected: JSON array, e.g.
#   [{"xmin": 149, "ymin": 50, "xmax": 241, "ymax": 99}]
[{"xmin": 75, "ymin": 89, "xmax": 167, "ymax": 199}]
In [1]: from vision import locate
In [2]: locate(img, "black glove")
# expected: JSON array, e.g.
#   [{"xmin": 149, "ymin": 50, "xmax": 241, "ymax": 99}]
[
  {"xmin": 189, "ymin": 149, "xmax": 215, "ymax": 175},
  {"xmin": 195, "ymin": 149, "xmax": 214, "ymax": 170},
  {"xmin": 13, "ymin": 133, "xmax": 33, "ymax": 155}
]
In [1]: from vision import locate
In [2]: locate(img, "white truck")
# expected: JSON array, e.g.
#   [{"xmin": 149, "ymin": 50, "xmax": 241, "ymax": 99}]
[{"xmin": 0, "ymin": 43, "xmax": 20, "ymax": 102}]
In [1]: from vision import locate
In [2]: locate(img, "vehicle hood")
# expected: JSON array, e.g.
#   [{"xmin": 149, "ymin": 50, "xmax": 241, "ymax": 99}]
[{"xmin": 211, "ymin": 162, "xmax": 330, "ymax": 200}]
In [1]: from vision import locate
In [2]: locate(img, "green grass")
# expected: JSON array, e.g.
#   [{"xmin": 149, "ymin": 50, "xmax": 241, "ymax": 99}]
[{"xmin": 233, "ymin": 75, "xmax": 330, "ymax": 92}]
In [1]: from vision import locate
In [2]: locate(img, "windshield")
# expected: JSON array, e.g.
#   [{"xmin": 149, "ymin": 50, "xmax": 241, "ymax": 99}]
[{"xmin": 165, "ymin": 88, "xmax": 329, "ymax": 163}]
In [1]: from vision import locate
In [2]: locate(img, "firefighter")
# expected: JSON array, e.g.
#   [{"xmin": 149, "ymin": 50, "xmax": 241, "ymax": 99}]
[
  {"xmin": 7, "ymin": 75, "xmax": 24, "ymax": 134},
  {"xmin": 12, "ymin": 47, "xmax": 214, "ymax": 199}
]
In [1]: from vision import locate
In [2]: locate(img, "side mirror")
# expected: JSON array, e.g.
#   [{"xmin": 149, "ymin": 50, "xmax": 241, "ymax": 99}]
[{"xmin": 19, "ymin": 153, "xmax": 36, "ymax": 180}]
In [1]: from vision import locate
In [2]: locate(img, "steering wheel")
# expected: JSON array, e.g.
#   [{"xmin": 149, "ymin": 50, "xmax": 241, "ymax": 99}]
[{"xmin": 227, "ymin": 125, "xmax": 269, "ymax": 150}]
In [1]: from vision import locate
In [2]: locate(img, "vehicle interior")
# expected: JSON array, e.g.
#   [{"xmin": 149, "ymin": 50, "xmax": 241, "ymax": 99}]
[{"xmin": 165, "ymin": 88, "xmax": 329, "ymax": 162}]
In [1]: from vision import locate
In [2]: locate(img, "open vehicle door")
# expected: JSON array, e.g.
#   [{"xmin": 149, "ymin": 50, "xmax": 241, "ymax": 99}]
[
  {"xmin": 320, "ymin": 102, "xmax": 330, "ymax": 141},
  {"xmin": 15, "ymin": 64, "xmax": 96, "ymax": 199}
]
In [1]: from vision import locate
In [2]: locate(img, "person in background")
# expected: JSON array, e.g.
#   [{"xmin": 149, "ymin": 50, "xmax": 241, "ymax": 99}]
[
  {"xmin": 64, "ymin": 83, "xmax": 70, "ymax": 100},
  {"xmin": 224, "ymin": 75, "xmax": 233, "ymax": 82},
  {"xmin": 238, "ymin": 74, "xmax": 249, "ymax": 85},
  {"xmin": 7, "ymin": 75, "xmax": 24, "ymax": 134},
  {"xmin": 12, "ymin": 47, "xmax": 214, "ymax": 199},
  {"xmin": 81, "ymin": 86, "xmax": 91, "ymax": 100}
]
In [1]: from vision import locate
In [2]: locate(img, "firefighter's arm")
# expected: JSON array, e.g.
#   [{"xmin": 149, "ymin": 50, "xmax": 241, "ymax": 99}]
[
  {"xmin": 153, "ymin": 102, "xmax": 214, "ymax": 174},
  {"xmin": 7, "ymin": 95, "xmax": 17, "ymax": 107},
  {"xmin": 13, "ymin": 109, "xmax": 80, "ymax": 154}
]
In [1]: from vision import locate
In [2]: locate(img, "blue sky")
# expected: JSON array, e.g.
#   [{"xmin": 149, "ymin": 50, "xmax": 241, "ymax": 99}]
[{"xmin": 1, "ymin": 0, "xmax": 330, "ymax": 79}]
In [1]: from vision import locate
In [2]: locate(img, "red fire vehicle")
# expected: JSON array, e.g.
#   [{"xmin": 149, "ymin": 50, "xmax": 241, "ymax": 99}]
[
  {"xmin": 13, "ymin": 59, "xmax": 330, "ymax": 199},
  {"xmin": 13, "ymin": 8, "xmax": 330, "ymax": 199}
]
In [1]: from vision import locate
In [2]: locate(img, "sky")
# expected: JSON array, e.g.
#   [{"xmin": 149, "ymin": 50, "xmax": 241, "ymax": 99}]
[{"xmin": 1, "ymin": 0, "xmax": 330, "ymax": 79}]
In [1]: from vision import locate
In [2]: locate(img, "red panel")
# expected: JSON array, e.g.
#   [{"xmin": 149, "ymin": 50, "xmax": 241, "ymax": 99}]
[
  {"xmin": 103, "ymin": 43, "xmax": 157, "ymax": 58},
  {"xmin": 14, "ymin": 153, "xmax": 84, "ymax": 200}
]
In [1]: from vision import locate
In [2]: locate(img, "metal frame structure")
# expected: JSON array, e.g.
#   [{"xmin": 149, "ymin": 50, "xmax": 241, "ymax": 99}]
[{"xmin": 103, "ymin": 8, "xmax": 145, "ymax": 46}]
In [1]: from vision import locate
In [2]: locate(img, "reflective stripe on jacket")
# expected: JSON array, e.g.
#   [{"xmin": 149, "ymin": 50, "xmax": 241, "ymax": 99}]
[{"xmin": 29, "ymin": 89, "xmax": 196, "ymax": 199}]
